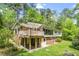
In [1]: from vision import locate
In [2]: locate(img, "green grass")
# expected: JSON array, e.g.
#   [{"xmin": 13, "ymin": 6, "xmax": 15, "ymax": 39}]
[{"xmin": 15, "ymin": 40, "xmax": 79, "ymax": 56}]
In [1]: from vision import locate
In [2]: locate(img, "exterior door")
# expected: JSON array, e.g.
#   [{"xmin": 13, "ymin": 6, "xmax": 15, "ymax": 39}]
[
  {"xmin": 21, "ymin": 38, "xmax": 29, "ymax": 49},
  {"xmin": 31, "ymin": 38, "xmax": 35, "ymax": 49},
  {"xmin": 21, "ymin": 38, "xmax": 24, "ymax": 47},
  {"xmin": 37, "ymin": 38, "xmax": 40, "ymax": 48}
]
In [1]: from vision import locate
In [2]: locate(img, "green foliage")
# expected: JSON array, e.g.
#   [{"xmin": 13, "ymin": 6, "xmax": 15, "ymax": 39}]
[
  {"xmin": 55, "ymin": 18, "xmax": 63, "ymax": 31},
  {"xmin": 62, "ymin": 18, "xmax": 79, "ymax": 41},
  {"xmin": 25, "ymin": 8, "xmax": 44, "ymax": 23},
  {"xmin": 72, "ymin": 32, "xmax": 79, "ymax": 50},
  {"xmin": 0, "ymin": 12, "xmax": 3, "ymax": 28},
  {"xmin": 42, "ymin": 9, "xmax": 56, "ymax": 31},
  {"xmin": 15, "ymin": 41, "xmax": 79, "ymax": 56},
  {"xmin": 73, "ymin": 4, "xmax": 79, "ymax": 27},
  {"xmin": 2, "ymin": 8, "xmax": 16, "ymax": 29},
  {"xmin": 63, "ymin": 50, "xmax": 75, "ymax": 56},
  {"xmin": 72, "ymin": 39, "xmax": 79, "ymax": 50},
  {"xmin": 56, "ymin": 38, "xmax": 62, "ymax": 42},
  {"xmin": 57, "ymin": 8, "xmax": 73, "ymax": 32},
  {"xmin": 25, "ymin": 8, "xmax": 56, "ymax": 31},
  {"xmin": 61, "ymin": 8, "xmax": 72, "ymax": 18},
  {"xmin": 0, "ymin": 28, "xmax": 12, "ymax": 48},
  {"xmin": 0, "ymin": 6, "xmax": 16, "ymax": 48},
  {"xmin": 1, "ymin": 4, "xmax": 79, "ymax": 55}
]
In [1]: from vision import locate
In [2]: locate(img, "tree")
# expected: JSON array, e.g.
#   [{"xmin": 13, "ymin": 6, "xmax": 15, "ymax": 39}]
[
  {"xmin": 56, "ymin": 8, "xmax": 74, "ymax": 33},
  {"xmin": 0, "ymin": 28, "xmax": 12, "ymax": 48},
  {"xmin": 72, "ymin": 4, "xmax": 79, "ymax": 49},
  {"xmin": 72, "ymin": 26, "xmax": 79, "ymax": 50},
  {"xmin": 62, "ymin": 18, "xmax": 78, "ymax": 41},
  {"xmin": 0, "ymin": 12, "xmax": 3, "ymax": 29},
  {"xmin": 25, "ymin": 8, "xmax": 44, "ymax": 23},
  {"xmin": 73, "ymin": 3, "xmax": 79, "ymax": 27},
  {"xmin": 2, "ymin": 8, "xmax": 16, "ymax": 29},
  {"xmin": 43, "ymin": 9, "xmax": 56, "ymax": 31},
  {"xmin": 60, "ymin": 8, "xmax": 73, "ymax": 19},
  {"xmin": 55, "ymin": 17, "xmax": 63, "ymax": 32},
  {"xmin": 6, "ymin": 3, "xmax": 24, "ymax": 22},
  {"xmin": 72, "ymin": 36, "xmax": 79, "ymax": 50}
]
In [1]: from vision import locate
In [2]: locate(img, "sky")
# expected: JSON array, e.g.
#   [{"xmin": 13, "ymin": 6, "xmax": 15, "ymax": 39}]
[
  {"xmin": 36, "ymin": 3, "xmax": 77, "ymax": 24},
  {"xmin": 36, "ymin": 3, "xmax": 76, "ymax": 12}
]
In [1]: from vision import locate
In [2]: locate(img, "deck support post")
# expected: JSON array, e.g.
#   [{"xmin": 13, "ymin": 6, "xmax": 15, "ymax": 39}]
[
  {"xmin": 24, "ymin": 38, "xmax": 26, "ymax": 48},
  {"xmin": 41, "ymin": 38, "xmax": 43, "ymax": 47},
  {"xmin": 19, "ymin": 37, "xmax": 21, "ymax": 46},
  {"xmin": 39, "ymin": 38, "xmax": 41, "ymax": 47},
  {"xmin": 35, "ymin": 38, "xmax": 37, "ymax": 49}
]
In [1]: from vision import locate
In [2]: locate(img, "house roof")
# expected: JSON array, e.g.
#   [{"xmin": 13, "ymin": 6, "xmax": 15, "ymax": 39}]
[{"xmin": 20, "ymin": 22, "xmax": 42, "ymax": 29}]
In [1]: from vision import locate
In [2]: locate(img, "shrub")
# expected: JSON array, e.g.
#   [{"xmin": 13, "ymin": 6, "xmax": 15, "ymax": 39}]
[
  {"xmin": 56, "ymin": 38, "xmax": 62, "ymax": 42},
  {"xmin": 62, "ymin": 28, "xmax": 75, "ymax": 41},
  {"xmin": 62, "ymin": 18, "xmax": 79, "ymax": 41},
  {"xmin": 11, "ymin": 47, "xmax": 18, "ymax": 51},
  {"xmin": 6, "ymin": 43, "xmax": 13, "ymax": 47},
  {"xmin": 0, "ymin": 44, "xmax": 5, "ymax": 48},
  {"xmin": 4, "ymin": 46, "xmax": 18, "ymax": 56},
  {"xmin": 72, "ymin": 39, "xmax": 79, "ymax": 50},
  {"xmin": 63, "ymin": 50, "xmax": 75, "ymax": 56},
  {"xmin": 0, "ymin": 28, "xmax": 12, "ymax": 48}
]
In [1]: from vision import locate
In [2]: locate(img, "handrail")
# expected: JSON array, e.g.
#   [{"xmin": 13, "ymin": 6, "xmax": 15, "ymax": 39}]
[{"xmin": 18, "ymin": 30, "xmax": 44, "ymax": 36}]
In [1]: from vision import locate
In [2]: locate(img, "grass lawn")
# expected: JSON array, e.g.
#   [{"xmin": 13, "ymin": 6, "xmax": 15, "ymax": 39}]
[{"xmin": 11, "ymin": 40, "xmax": 79, "ymax": 56}]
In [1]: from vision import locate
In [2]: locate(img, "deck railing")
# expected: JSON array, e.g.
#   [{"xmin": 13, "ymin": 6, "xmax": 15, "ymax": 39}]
[
  {"xmin": 31, "ymin": 30, "xmax": 44, "ymax": 36},
  {"xmin": 18, "ymin": 30, "xmax": 44, "ymax": 37},
  {"xmin": 18, "ymin": 30, "xmax": 30, "ymax": 37}
]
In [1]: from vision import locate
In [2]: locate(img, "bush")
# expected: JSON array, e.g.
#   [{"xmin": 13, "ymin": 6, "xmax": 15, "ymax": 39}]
[
  {"xmin": 62, "ymin": 28, "xmax": 75, "ymax": 41},
  {"xmin": 0, "ymin": 44, "xmax": 5, "ymax": 48},
  {"xmin": 6, "ymin": 43, "xmax": 13, "ymax": 47},
  {"xmin": 72, "ymin": 39, "xmax": 79, "ymax": 50},
  {"xmin": 11, "ymin": 47, "xmax": 18, "ymax": 51},
  {"xmin": 62, "ymin": 18, "xmax": 79, "ymax": 41},
  {"xmin": 63, "ymin": 50, "xmax": 75, "ymax": 56},
  {"xmin": 56, "ymin": 38, "xmax": 62, "ymax": 42},
  {"xmin": 4, "ymin": 46, "xmax": 18, "ymax": 56},
  {"xmin": 0, "ymin": 28, "xmax": 12, "ymax": 48}
]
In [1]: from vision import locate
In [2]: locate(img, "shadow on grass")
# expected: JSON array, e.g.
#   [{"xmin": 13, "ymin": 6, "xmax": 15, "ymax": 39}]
[{"xmin": 7, "ymin": 49, "xmax": 29, "ymax": 56}]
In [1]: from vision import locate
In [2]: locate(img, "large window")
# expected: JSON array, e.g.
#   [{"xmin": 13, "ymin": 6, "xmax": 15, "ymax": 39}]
[{"xmin": 43, "ymin": 29, "xmax": 53, "ymax": 35}]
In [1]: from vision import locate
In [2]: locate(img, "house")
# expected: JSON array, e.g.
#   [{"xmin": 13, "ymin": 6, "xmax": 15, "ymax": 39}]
[{"xmin": 14, "ymin": 22, "xmax": 62, "ymax": 50}]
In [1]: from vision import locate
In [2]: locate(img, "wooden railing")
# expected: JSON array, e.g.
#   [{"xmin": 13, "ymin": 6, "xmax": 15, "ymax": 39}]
[
  {"xmin": 31, "ymin": 30, "xmax": 44, "ymax": 36},
  {"xmin": 18, "ymin": 30, "xmax": 30, "ymax": 37},
  {"xmin": 18, "ymin": 30, "xmax": 44, "ymax": 37}
]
